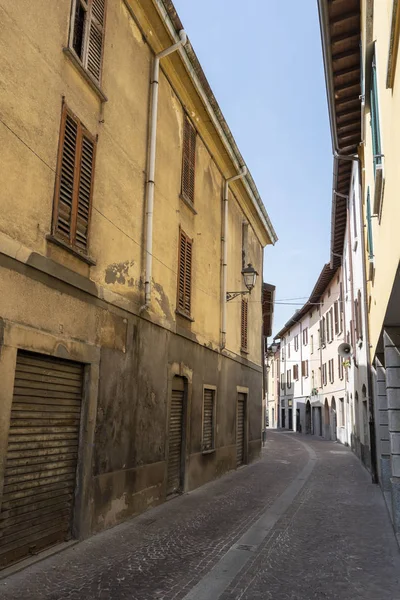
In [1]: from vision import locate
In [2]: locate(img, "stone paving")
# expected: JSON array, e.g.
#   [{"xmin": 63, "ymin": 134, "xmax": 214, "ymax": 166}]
[{"xmin": 1, "ymin": 431, "xmax": 400, "ymax": 599}]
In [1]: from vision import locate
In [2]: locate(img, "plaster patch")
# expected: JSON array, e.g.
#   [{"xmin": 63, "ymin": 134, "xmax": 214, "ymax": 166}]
[
  {"xmin": 105, "ymin": 260, "xmax": 135, "ymax": 285},
  {"xmin": 102, "ymin": 493, "xmax": 128, "ymax": 529}
]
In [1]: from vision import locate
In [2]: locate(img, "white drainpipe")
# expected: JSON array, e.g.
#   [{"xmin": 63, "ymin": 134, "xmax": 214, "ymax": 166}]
[
  {"xmin": 221, "ymin": 166, "xmax": 248, "ymax": 348},
  {"xmin": 142, "ymin": 30, "xmax": 187, "ymax": 310}
]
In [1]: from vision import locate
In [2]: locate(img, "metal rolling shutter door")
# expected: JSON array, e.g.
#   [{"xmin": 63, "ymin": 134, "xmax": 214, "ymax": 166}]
[
  {"xmin": 236, "ymin": 395, "xmax": 245, "ymax": 467},
  {"xmin": 167, "ymin": 390, "xmax": 184, "ymax": 495},
  {"xmin": 0, "ymin": 351, "xmax": 83, "ymax": 569}
]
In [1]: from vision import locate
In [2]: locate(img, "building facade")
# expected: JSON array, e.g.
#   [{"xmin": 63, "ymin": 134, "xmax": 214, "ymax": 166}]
[
  {"xmin": 265, "ymin": 342, "xmax": 280, "ymax": 429},
  {"xmin": 0, "ymin": 0, "xmax": 276, "ymax": 568}
]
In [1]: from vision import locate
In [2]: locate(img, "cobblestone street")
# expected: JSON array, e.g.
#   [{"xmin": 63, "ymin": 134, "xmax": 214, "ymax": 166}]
[{"xmin": 1, "ymin": 431, "xmax": 399, "ymax": 600}]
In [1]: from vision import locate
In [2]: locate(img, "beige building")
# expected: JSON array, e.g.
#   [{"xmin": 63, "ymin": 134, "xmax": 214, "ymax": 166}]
[{"xmin": 0, "ymin": 0, "xmax": 276, "ymax": 568}]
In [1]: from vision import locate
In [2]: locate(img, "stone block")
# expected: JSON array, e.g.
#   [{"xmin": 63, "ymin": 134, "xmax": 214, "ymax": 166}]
[
  {"xmin": 391, "ymin": 455, "xmax": 400, "ymax": 479},
  {"xmin": 387, "ymin": 389, "xmax": 400, "ymax": 410},
  {"xmin": 390, "ymin": 432, "xmax": 400, "ymax": 454},
  {"xmin": 379, "ymin": 409, "xmax": 389, "ymax": 426},
  {"xmin": 386, "ymin": 366, "xmax": 400, "ymax": 388},
  {"xmin": 381, "ymin": 439, "xmax": 391, "ymax": 455},
  {"xmin": 378, "ymin": 424, "xmax": 389, "ymax": 440},
  {"xmin": 376, "ymin": 381, "xmax": 387, "ymax": 397},
  {"xmin": 391, "ymin": 477, "xmax": 400, "ymax": 532},
  {"xmin": 388, "ymin": 411, "xmax": 400, "ymax": 432},
  {"xmin": 380, "ymin": 456, "xmax": 392, "ymax": 492},
  {"xmin": 384, "ymin": 346, "xmax": 400, "ymax": 367}
]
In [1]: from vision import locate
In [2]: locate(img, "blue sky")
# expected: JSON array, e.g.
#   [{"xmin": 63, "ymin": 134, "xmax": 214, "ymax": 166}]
[{"xmin": 172, "ymin": 0, "xmax": 333, "ymax": 337}]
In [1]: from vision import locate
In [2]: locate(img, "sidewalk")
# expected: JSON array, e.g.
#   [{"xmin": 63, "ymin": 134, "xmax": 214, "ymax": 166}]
[{"xmin": 1, "ymin": 432, "xmax": 399, "ymax": 599}]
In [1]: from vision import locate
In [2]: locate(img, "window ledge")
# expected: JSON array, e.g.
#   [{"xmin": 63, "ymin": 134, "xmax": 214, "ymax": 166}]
[
  {"xmin": 63, "ymin": 47, "xmax": 108, "ymax": 103},
  {"xmin": 201, "ymin": 448, "xmax": 215, "ymax": 455},
  {"xmin": 240, "ymin": 348, "xmax": 249, "ymax": 355},
  {"xmin": 179, "ymin": 194, "xmax": 197, "ymax": 215},
  {"xmin": 46, "ymin": 234, "xmax": 96, "ymax": 266},
  {"xmin": 175, "ymin": 309, "xmax": 194, "ymax": 322}
]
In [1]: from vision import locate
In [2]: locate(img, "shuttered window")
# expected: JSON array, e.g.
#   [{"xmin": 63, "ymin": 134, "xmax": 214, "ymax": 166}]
[
  {"xmin": 70, "ymin": 0, "xmax": 107, "ymax": 83},
  {"xmin": 177, "ymin": 229, "xmax": 193, "ymax": 316},
  {"xmin": 334, "ymin": 301, "xmax": 339, "ymax": 335},
  {"xmin": 293, "ymin": 364, "xmax": 299, "ymax": 380},
  {"xmin": 53, "ymin": 105, "xmax": 96, "ymax": 254},
  {"xmin": 181, "ymin": 117, "xmax": 196, "ymax": 204},
  {"xmin": 202, "ymin": 388, "xmax": 215, "ymax": 451},
  {"xmin": 301, "ymin": 360, "xmax": 309, "ymax": 378},
  {"xmin": 357, "ymin": 290, "xmax": 363, "ymax": 340},
  {"xmin": 370, "ymin": 52, "xmax": 382, "ymax": 176},
  {"xmin": 366, "ymin": 187, "xmax": 374, "ymax": 263},
  {"xmin": 241, "ymin": 298, "xmax": 248, "ymax": 351}
]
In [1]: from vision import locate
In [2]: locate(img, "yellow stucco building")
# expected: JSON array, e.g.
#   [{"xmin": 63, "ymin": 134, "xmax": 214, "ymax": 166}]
[{"xmin": 0, "ymin": 0, "xmax": 276, "ymax": 568}]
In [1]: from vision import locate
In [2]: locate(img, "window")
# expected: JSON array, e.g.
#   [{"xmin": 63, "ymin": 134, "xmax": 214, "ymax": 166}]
[
  {"xmin": 287, "ymin": 369, "xmax": 291, "ymax": 388},
  {"xmin": 293, "ymin": 336, "xmax": 298, "ymax": 351},
  {"xmin": 338, "ymin": 354, "xmax": 344, "ymax": 380},
  {"xmin": 241, "ymin": 298, "xmax": 248, "ymax": 351},
  {"xmin": 328, "ymin": 358, "xmax": 334, "ymax": 384},
  {"xmin": 320, "ymin": 318, "xmax": 326, "ymax": 346},
  {"xmin": 370, "ymin": 51, "xmax": 382, "ymax": 178},
  {"xmin": 53, "ymin": 105, "xmax": 96, "ymax": 254},
  {"xmin": 326, "ymin": 312, "xmax": 330, "ymax": 343},
  {"xmin": 357, "ymin": 290, "xmax": 363, "ymax": 340},
  {"xmin": 302, "ymin": 328, "xmax": 308, "ymax": 346},
  {"xmin": 311, "ymin": 335, "xmax": 314, "ymax": 354},
  {"xmin": 293, "ymin": 364, "xmax": 299, "ymax": 380},
  {"xmin": 366, "ymin": 187, "xmax": 374, "ymax": 267},
  {"xmin": 339, "ymin": 283, "xmax": 344, "ymax": 332},
  {"xmin": 322, "ymin": 363, "xmax": 327, "ymax": 386},
  {"xmin": 202, "ymin": 388, "xmax": 216, "ymax": 451},
  {"xmin": 312, "ymin": 370, "xmax": 315, "ymax": 387},
  {"xmin": 271, "ymin": 360, "xmax": 274, "ymax": 377},
  {"xmin": 387, "ymin": 1, "xmax": 400, "ymax": 88},
  {"xmin": 328, "ymin": 287, "xmax": 331, "ymax": 298},
  {"xmin": 288, "ymin": 343, "xmax": 291, "ymax": 359},
  {"xmin": 181, "ymin": 116, "xmax": 196, "ymax": 204},
  {"xmin": 280, "ymin": 373, "xmax": 285, "ymax": 390},
  {"xmin": 69, "ymin": 0, "xmax": 107, "ymax": 82},
  {"xmin": 301, "ymin": 360, "xmax": 309, "ymax": 378},
  {"xmin": 334, "ymin": 301, "xmax": 339, "ymax": 335},
  {"xmin": 329, "ymin": 308, "xmax": 334, "ymax": 342},
  {"xmin": 177, "ymin": 229, "xmax": 193, "ymax": 316}
]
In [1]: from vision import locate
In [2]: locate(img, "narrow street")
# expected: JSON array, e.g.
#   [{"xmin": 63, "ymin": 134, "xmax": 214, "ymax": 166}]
[{"xmin": 1, "ymin": 432, "xmax": 399, "ymax": 600}]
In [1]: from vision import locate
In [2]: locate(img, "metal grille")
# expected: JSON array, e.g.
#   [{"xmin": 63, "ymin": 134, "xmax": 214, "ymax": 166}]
[
  {"xmin": 236, "ymin": 394, "xmax": 246, "ymax": 467},
  {"xmin": 202, "ymin": 389, "xmax": 214, "ymax": 451},
  {"xmin": 167, "ymin": 388, "xmax": 184, "ymax": 495},
  {"xmin": 0, "ymin": 351, "xmax": 84, "ymax": 569},
  {"xmin": 181, "ymin": 117, "xmax": 196, "ymax": 204}
]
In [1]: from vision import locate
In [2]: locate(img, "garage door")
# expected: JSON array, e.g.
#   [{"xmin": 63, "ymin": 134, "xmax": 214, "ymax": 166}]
[
  {"xmin": 236, "ymin": 393, "xmax": 246, "ymax": 467},
  {"xmin": 167, "ymin": 377, "xmax": 184, "ymax": 495},
  {"xmin": 0, "ymin": 351, "xmax": 84, "ymax": 569}
]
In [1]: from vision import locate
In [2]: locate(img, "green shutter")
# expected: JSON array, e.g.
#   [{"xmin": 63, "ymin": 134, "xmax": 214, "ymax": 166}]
[
  {"xmin": 370, "ymin": 53, "xmax": 382, "ymax": 175},
  {"xmin": 366, "ymin": 187, "xmax": 374, "ymax": 262}
]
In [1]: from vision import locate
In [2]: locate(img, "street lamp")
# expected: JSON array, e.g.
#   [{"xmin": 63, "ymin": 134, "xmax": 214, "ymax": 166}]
[{"xmin": 226, "ymin": 263, "xmax": 258, "ymax": 302}]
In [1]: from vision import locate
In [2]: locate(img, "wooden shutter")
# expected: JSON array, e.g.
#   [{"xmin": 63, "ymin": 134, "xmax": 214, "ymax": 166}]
[
  {"xmin": 334, "ymin": 301, "xmax": 339, "ymax": 334},
  {"xmin": 55, "ymin": 111, "xmax": 78, "ymax": 241},
  {"xmin": 54, "ymin": 105, "xmax": 95, "ymax": 254},
  {"xmin": 86, "ymin": 0, "xmax": 106, "ymax": 81},
  {"xmin": 330, "ymin": 308, "xmax": 334, "ymax": 341},
  {"xmin": 0, "ymin": 351, "xmax": 83, "ymax": 569},
  {"xmin": 241, "ymin": 298, "xmax": 248, "ymax": 350},
  {"xmin": 181, "ymin": 117, "xmax": 196, "ymax": 204},
  {"xmin": 357, "ymin": 290, "xmax": 363, "ymax": 340},
  {"xmin": 75, "ymin": 132, "xmax": 95, "ymax": 251},
  {"xmin": 370, "ymin": 53, "xmax": 382, "ymax": 174},
  {"xmin": 202, "ymin": 389, "xmax": 214, "ymax": 451},
  {"xmin": 177, "ymin": 230, "xmax": 192, "ymax": 316}
]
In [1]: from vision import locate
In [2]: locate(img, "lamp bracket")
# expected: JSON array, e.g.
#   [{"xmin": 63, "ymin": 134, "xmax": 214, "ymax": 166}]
[{"xmin": 226, "ymin": 290, "xmax": 250, "ymax": 302}]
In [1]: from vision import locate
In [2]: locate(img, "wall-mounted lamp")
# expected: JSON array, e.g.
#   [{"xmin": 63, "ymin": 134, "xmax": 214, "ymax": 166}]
[{"xmin": 226, "ymin": 263, "xmax": 258, "ymax": 302}]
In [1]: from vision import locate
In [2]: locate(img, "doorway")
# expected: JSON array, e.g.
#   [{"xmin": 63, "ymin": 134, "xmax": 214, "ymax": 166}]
[
  {"xmin": 281, "ymin": 408, "xmax": 286, "ymax": 429},
  {"xmin": 324, "ymin": 399, "xmax": 330, "ymax": 439},
  {"xmin": 331, "ymin": 397, "xmax": 337, "ymax": 441},
  {"xmin": 306, "ymin": 400, "xmax": 311, "ymax": 434},
  {"xmin": 0, "ymin": 351, "xmax": 84, "ymax": 569},
  {"xmin": 288, "ymin": 408, "xmax": 293, "ymax": 430},
  {"xmin": 167, "ymin": 376, "xmax": 186, "ymax": 495}
]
